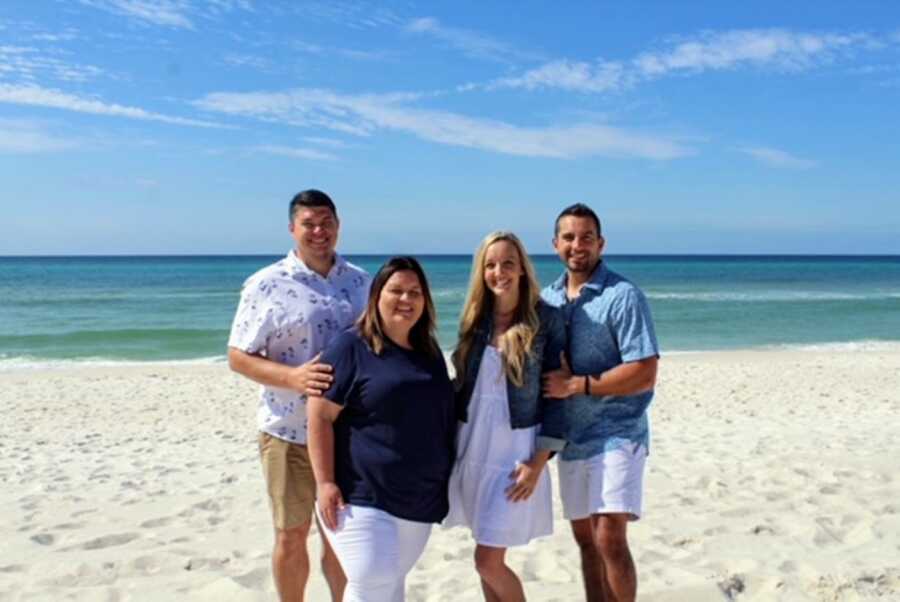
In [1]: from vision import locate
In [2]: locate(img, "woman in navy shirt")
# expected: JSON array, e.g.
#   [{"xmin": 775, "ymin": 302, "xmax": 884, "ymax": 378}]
[{"xmin": 307, "ymin": 256, "xmax": 455, "ymax": 602}]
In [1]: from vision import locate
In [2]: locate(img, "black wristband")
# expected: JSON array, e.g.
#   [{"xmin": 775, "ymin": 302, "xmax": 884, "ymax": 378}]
[{"xmin": 584, "ymin": 375, "xmax": 590, "ymax": 395}]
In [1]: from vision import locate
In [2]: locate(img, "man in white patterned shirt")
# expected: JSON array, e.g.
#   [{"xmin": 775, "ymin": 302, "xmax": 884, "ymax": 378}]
[{"xmin": 228, "ymin": 190, "xmax": 370, "ymax": 602}]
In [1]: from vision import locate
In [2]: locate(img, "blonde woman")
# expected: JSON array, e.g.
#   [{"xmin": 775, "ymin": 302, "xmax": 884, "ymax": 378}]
[{"xmin": 446, "ymin": 232, "xmax": 569, "ymax": 602}]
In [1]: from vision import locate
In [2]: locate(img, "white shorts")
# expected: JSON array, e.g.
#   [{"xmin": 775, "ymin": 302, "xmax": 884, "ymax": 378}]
[{"xmin": 557, "ymin": 443, "xmax": 647, "ymax": 521}]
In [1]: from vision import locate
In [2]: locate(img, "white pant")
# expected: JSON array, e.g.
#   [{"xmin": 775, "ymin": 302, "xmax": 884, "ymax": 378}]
[
  {"xmin": 558, "ymin": 443, "xmax": 648, "ymax": 521},
  {"xmin": 317, "ymin": 504, "xmax": 432, "ymax": 602}
]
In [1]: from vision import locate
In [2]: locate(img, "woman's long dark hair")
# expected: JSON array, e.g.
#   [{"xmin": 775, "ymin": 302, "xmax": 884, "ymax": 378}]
[{"xmin": 357, "ymin": 256, "xmax": 442, "ymax": 359}]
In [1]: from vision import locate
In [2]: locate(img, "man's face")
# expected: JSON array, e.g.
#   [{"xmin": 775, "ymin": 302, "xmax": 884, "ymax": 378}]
[
  {"xmin": 553, "ymin": 215, "xmax": 604, "ymax": 274},
  {"xmin": 289, "ymin": 206, "xmax": 339, "ymax": 262}
]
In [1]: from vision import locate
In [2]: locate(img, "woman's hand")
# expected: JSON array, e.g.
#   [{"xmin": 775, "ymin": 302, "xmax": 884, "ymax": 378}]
[
  {"xmin": 505, "ymin": 459, "xmax": 545, "ymax": 502},
  {"xmin": 286, "ymin": 353, "xmax": 334, "ymax": 396},
  {"xmin": 317, "ymin": 481, "xmax": 345, "ymax": 530}
]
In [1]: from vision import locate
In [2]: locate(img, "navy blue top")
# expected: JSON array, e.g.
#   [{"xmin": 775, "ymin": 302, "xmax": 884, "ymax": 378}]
[{"xmin": 321, "ymin": 329, "xmax": 456, "ymax": 523}]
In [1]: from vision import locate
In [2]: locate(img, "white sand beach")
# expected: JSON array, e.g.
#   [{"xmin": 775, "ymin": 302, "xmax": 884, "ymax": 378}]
[{"xmin": 1, "ymin": 348, "xmax": 898, "ymax": 601}]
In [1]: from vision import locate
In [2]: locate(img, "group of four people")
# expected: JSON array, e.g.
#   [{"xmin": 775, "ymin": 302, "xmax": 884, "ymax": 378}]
[{"xmin": 228, "ymin": 190, "xmax": 659, "ymax": 602}]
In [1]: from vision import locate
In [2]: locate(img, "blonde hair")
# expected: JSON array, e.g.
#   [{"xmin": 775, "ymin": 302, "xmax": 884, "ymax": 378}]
[{"xmin": 452, "ymin": 231, "xmax": 541, "ymax": 387}]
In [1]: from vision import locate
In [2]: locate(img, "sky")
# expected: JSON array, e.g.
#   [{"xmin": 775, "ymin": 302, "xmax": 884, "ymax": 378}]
[{"xmin": 1, "ymin": 1, "xmax": 899, "ymax": 255}]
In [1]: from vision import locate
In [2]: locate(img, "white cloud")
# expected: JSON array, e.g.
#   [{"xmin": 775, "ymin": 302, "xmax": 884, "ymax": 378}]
[
  {"xmin": 0, "ymin": 45, "xmax": 105, "ymax": 83},
  {"xmin": 738, "ymin": 146, "xmax": 817, "ymax": 169},
  {"xmin": 303, "ymin": 136, "xmax": 349, "ymax": 148},
  {"xmin": 495, "ymin": 28, "xmax": 880, "ymax": 93},
  {"xmin": 254, "ymin": 144, "xmax": 337, "ymax": 161},
  {"xmin": 635, "ymin": 29, "xmax": 869, "ymax": 76},
  {"xmin": 292, "ymin": 40, "xmax": 388, "ymax": 61},
  {"xmin": 0, "ymin": 119, "xmax": 81, "ymax": 153},
  {"xmin": 223, "ymin": 52, "xmax": 270, "ymax": 70},
  {"xmin": 78, "ymin": 0, "xmax": 195, "ymax": 29},
  {"xmin": 77, "ymin": 0, "xmax": 254, "ymax": 29},
  {"xmin": 195, "ymin": 87, "xmax": 691, "ymax": 160},
  {"xmin": 0, "ymin": 84, "xmax": 228, "ymax": 128},
  {"xmin": 406, "ymin": 17, "xmax": 539, "ymax": 63},
  {"xmin": 296, "ymin": 2, "xmax": 401, "ymax": 30},
  {"xmin": 492, "ymin": 59, "xmax": 630, "ymax": 93}
]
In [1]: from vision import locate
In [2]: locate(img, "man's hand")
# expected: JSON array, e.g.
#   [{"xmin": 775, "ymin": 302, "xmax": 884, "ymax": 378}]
[
  {"xmin": 286, "ymin": 353, "xmax": 333, "ymax": 396},
  {"xmin": 317, "ymin": 481, "xmax": 345, "ymax": 530},
  {"xmin": 542, "ymin": 351, "xmax": 579, "ymax": 398},
  {"xmin": 505, "ymin": 460, "xmax": 545, "ymax": 502}
]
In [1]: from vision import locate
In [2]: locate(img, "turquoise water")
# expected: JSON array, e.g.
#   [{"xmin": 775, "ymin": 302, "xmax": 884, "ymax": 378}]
[{"xmin": 1, "ymin": 255, "xmax": 899, "ymax": 365}]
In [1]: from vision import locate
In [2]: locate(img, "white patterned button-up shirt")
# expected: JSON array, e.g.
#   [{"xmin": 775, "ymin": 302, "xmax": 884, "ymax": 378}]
[{"xmin": 228, "ymin": 250, "xmax": 370, "ymax": 444}]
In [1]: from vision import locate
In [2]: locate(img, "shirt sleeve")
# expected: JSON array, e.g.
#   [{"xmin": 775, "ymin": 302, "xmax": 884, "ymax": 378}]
[
  {"xmin": 612, "ymin": 287, "xmax": 660, "ymax": 363},
  {"xmin": 227, "ymin": 276, "xmax": 275, "ymax": 355},
  {"xmin": 320, "ymin": 331, "xmax": 360, "ymax": 407}
]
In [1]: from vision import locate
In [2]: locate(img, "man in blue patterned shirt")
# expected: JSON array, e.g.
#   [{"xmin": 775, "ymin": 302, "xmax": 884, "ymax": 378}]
[{"xmin": 542, "ymin": 203, "xmax": 659, "ymax": 602}]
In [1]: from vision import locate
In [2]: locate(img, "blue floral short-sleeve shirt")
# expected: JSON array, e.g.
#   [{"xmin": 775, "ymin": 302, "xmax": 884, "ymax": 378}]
[
  {"xmin": 228, "ymin": 250, "xmax": 370, "ymax": 444},
  {"xmin": 541, "ymin": 262, "xmax": 660, "ymax": 461}
]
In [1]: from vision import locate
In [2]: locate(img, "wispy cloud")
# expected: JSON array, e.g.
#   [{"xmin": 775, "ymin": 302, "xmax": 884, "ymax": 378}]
[
  {"xmin": 738, "ymin": 146, "xmax": 817, "ymax": 169},
  {"xmin": 223, "ymin": 52, "xmax": 271, "ymax": 70},
  {"xmin": 195, "ymin": 87, "xmax": 691, "ymax": 159},
  {"xmin": 635, "ymin": 29, "xmax": 871, "ymax": 75},
  {"xmin": 493, "ymin": 28, "xmax": 882, "ymax": 93},
  {"xmin": 296, "ymin": 2, "xmax": 402, "ymax": 30},
  {"xmin": 406, "ymin": 17, "xmax": 539, "ymax": 63},
  {"xmin": 492, "ymin": 59, "xmax": 629, "ymax": 93},
  {"xmin": 78, "ymin": 0, "xmax": 195, "ymax": 29},
  {"xmin": 0, "ymin": 119, "xmax": 81, "ymax": 153},
  {"xmin": 254, "ymin": 144, "xmax": 337, "ymax": 161},
  {"xmin": 303, "ymin": 136, "xmax": 350, "ymax": 149},
  {"xmin": 0, "ymin": 84, "xmax": 228, "ymax": 128},
  {"xmin": 292, "ymin": 41, "xmax": 388, "ymax": 61},
  {"xmin": 0, "ymin": 45, "xmax": 106, "ymax": 83},
  {"xmin": 77, "ymin": 0, "xmax": 254, "ymax": 29}
]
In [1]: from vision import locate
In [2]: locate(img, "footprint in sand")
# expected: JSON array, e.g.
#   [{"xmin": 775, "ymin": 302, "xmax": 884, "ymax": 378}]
[
  {"xmin": 76, "ymin": 533, "xmax": 140, "ymax": 551},
  {"xmin": 30, "ymin": 533, "xmax": 55, "ymax": 545},
  {"xmin": 140, "ymin": 516, "xmax": 174, "ymax": 529},
  {"xmin": 51, "ymin": 522, "xmax": 86, "ymax": 530},
  {"xmin": 231, "ymin": 567, "xmax": 270, "ymax": 589}
]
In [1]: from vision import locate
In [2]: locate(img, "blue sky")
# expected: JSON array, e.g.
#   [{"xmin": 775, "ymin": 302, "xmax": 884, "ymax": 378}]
[{"xmin": 1, "ymin": 1, "xmax": 898, "ymax": 255}]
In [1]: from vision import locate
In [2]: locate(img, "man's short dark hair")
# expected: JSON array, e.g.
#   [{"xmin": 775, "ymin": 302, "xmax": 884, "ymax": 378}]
[
  {"xmin": 554, "ymin": 203, "xmax": 602, "ymax": 236},
  {"xmin": 289, "ymin": 189, "xmax": 337, "ymax": 222}
]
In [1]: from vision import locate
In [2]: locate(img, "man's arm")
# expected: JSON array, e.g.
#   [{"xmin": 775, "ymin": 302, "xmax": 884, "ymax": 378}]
[
  {"xmin": 227, "ymin": 347, "xmax": 334, "ymax": 396},
  {"xmin": 543, "ymin": 352, "xmax": 658, "ymax": 398}
]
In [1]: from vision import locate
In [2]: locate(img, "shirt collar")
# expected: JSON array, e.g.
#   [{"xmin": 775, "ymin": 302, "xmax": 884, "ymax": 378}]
[
  {"xmin": 285, "ymin": 249, "xmax": 345, "ymax": 279},
  {"xmin": 551, "ymin": 260, "xmax": 609, "ymax": 295}
]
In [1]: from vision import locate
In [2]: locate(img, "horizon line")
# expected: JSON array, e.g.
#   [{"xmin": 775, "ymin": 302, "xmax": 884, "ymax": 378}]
[{"xmin": 2, "ymin": 253, "xmax": 899, "ymax": 259}]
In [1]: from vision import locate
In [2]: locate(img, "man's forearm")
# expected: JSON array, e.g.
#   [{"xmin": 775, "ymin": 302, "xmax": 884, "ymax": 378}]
[
  {"xmin": 227, "ymin": 347, "xmax": 297, "ymax": 390},
  {"xmin": 565, "ymin": 357, "xmax": 658, "ymax": 397}
]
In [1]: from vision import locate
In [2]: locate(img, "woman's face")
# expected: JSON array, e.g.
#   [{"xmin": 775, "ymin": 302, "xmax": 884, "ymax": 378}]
[
  {"xmin": 377, "ymin": 269, "xmax": 425, "ymax": 332},
  {"xmin": 483, "ymin": 240, "xmax": 524, "ymax": 303}
]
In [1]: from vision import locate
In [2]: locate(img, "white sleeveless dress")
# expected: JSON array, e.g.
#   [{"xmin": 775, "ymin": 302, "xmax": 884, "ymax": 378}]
[{"xmin": 445, "ymin": 346, "xmax": 553, "ymax": 547}]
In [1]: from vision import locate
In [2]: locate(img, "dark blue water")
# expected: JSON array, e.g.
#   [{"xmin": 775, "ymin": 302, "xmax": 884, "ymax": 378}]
[{"xmin": 1, "ymin": 255, "xmax": 899, "ymax": 365}]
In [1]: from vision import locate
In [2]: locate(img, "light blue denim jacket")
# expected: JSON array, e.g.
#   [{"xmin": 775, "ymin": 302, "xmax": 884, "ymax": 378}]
[
  {"xmin": 454, "ymin": 300, "xmax": 568, "ymax": 452},
  {"xmin": 541, "ymin": 262, "xmax": 660, "ymax": 461}
]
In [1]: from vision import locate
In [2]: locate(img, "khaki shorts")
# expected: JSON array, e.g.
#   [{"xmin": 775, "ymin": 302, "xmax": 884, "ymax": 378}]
[{"xmin": 258, "ymin": 432, "xmax": 316, "ymax": 530}]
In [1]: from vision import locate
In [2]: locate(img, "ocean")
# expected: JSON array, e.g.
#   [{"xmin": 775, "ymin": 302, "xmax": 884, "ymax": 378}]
[{"xmin": 1, "ymin": 254, "xmax": 899, "ymax": 368}]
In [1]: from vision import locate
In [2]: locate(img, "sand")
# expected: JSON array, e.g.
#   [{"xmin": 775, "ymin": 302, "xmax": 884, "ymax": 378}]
[{"xmin": 1, "ymin": 348, "xmax": 898, "ymax": 601}]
